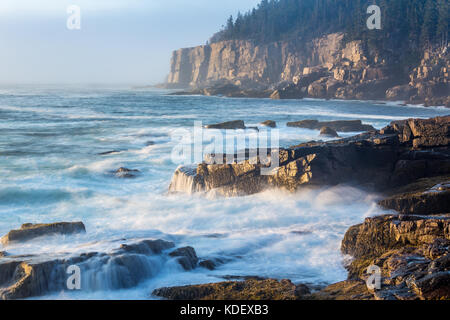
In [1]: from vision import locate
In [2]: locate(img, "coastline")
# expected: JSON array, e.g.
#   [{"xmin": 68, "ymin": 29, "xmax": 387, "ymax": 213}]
[
  {"xmin": 0, "ymin": 90, "xmax": 448, "ymax": 300},
  {"xmin": 160, "ymin": 86, "xmax": 450, "ymax": 109},
  {"xmin": 156, "ymin": 115, "xmax": 450, "ymax": 300}
]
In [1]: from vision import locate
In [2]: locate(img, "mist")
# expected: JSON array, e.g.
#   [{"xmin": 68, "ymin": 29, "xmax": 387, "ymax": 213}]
[{"xmin": 0, "ymin": 0, "xmax": 261, "ymax": 85}]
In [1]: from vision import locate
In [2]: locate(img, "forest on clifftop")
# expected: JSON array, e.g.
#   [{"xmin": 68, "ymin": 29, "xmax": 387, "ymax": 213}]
[{"xmin": 210, "ymin": 0, "xmax": 449, "ymax": 51}]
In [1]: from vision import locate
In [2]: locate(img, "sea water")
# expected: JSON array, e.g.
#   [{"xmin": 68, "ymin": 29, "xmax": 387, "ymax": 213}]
[{"xmin": 0, "ymin": 84, "xmax": 448, "ymax": 299}]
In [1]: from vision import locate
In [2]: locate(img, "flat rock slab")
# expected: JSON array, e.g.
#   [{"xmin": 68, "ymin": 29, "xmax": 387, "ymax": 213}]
[
  {"xmin": 287, "ymin": 119, "xmax": 375, "ymax": 132},
  {"xmin": 205, "ymin": 120, "xmax": 245, "ymax": 130},
  {"xmin": 1, "ymin": 222, "xmax": 86, "ymax": 246},
  {"xmin": 152, "ymin": 279, "xmax": 310, "ymax": 300}
]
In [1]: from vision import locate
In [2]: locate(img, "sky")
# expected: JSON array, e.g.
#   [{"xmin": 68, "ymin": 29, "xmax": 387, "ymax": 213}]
[{"xmin": 0, "ymin": 0, "xmax": 261, "ymax": 85}]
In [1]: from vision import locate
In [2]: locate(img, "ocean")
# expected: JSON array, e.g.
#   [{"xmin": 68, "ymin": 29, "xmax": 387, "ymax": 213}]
[{"xmin": 0, "ymin": 84, "xmax": 448, "ymax": 299}]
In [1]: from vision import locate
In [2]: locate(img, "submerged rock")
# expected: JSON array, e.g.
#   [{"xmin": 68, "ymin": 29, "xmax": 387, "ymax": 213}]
[
  {"xmin": 287, "ymin": 119, "xmax": 375, "ymax": 132},
  {"xmin": 152, "ymin": 279, "xmax": 310, "ymax": 300},
  {"xmin": 113, "ymin": 167, "xmax": 141, "ymax": 178},
  {"xmin": 1, "ymin": 222, "xmax": 86, "ymax": 246},
  {"xmin": 198, "ymin": 258, "xmax": 226, "ymax": 271},
  {"xmin": 0, "ymin": 238, "xmax": 192, "ymax": 300},
  {"xmin": 319, "ymin": 126, "xmax": 339, "ymax": 137},
  {"xmin": 98, "ymin": 150, "xmax": 123, "ymax": 156},
  {"xmin": 169, "ymin": 246, "xmax": 198, "ymax": 270},
  {"xmin": 205, "ymin": 120, "xmax": 245, "ymax": 130},
  {"xmin": 260, "ymin": 120, "xmax": 277, "ymax": 128},
  {"xmin": 119, "ymin": 239, "xmax": 175, "ymax": 255}
]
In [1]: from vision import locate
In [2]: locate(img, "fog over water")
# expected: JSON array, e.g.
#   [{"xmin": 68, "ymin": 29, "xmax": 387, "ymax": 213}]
[{"xmin": 0, "ymin": 0, "xmax": 261, "ymax": 84}]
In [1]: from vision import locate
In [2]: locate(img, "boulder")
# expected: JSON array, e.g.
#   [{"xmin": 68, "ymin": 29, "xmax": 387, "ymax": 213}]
[
  {"xmin": 204, "ymin": 120, "xmax": 245, "ymax": 130},
  {"xmin": 0, "ymin": 239, "xmax": 194, "ymax": 300},
  {"xmin": 198, "ymin": 260, "xmax": 217, "ymax": 270},
  {"xmin": 307, "ymin": 78, "xmax": 328, "ymax": 98},
  {"xmin": 270, "ymin": 84, "xmax": 306, "ymax": 100},
  {"xmin": 386, "ymin": 85, "xmax": 416, "ymax": 101},
  {"xmin": 319, "ymin": 126, "xmax": 339, "ymax": 138},
  {"xmin": 169, "ymin": 247, "xmax": 199, "ymax": 270},
  {"xmin": 269, "ymin": 90, "xmax": 282, "ymax": 99},
  {"xmin": 1, "ymin": 222, "xmax": 86, "ymax": 246},
  {"xmin": 114, "ymin": 167, "xmax": 140, "ymax": 178},
  {"xmin": 260, "ymin": 120, "xmax": 277, "ymax": 128},
  {"xmin": 118, "ymin": 239, "xmax": 175, "ymax": 255}
]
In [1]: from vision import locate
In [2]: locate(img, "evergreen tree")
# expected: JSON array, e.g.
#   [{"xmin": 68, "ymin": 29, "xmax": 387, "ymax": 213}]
[
  {"xmin": 421, "ymin": 0, "xmax": 439, "ymax": 46},
  {"xmin": 436, "ymin": 0, "xmax": 449, "ymax": 46},
  {"xmin": 209, "ymin": 0, "xmax": 446, "ymax": 51}
]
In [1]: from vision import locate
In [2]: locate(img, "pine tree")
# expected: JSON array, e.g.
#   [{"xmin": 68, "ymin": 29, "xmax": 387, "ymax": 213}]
[
  {"xmin": 209, "ymin": 0, "xmax": 446, "ymax": 51},
  {"xmin": 436, "ymin": 0, "xmax": 449, "ymax": 46},
  {"xmin": 421, "ymin": 0, "xmax": 439, "ymax": 46}
]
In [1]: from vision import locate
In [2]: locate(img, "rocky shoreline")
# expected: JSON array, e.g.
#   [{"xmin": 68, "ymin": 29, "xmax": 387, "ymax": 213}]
[
  {"xmin": 159, "ymin": 115, "xmax": 450, "ymax": 300},
  {"xmin": 164, "ymin": 34, "xmax": 449, "ymax": 108},
  {"xmin": 1, "ymin": 116, "xmax": 449, "ymax": 300}
]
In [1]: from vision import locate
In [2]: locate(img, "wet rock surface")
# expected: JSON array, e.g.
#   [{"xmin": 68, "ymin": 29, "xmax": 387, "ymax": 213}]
[
  {"xmin": 1, "ymin": 222, "xmax": 86, "ymax": 246},
  {"xmin": 152, "ymin": 279, "xmax": 310, "ymax": 300},
  {"xmin": 169, "ymin": 246, "xmax": 199, "ymax": 270},
  {"xmin": 113, "ymin": 167, "xmax": 141, "ymax": 178},
  {"xmin": 0, "ymin": 238, "xmax": 198, "ymax": 300},
  {"xmin": 287, "ymin": 119, "xmax": 375, "ymax": 132},
  {"xmin": 379, "ymin": 187, "xmax": 450, "ymax": 215},
  {"xmin": 319, "ymin": 126, "xmax": 339, "ymax": 138},
  {"xmin": 204, "ymin": 120, "xmax": 246, "ymax": 130},
  {"xmin": 165, "ymin": 115, "xmax": 450, "ymax": 300},
  {"xmin": 260, "ymin": 120, "xmax": 277, "ymax": 128},
  {"xmin": 338, "ymin": 215, "xmax": 450, "ymax": 300},
  {"xmin": 170, "ymin": 116, "xmax": 450, "ymax": 197}
]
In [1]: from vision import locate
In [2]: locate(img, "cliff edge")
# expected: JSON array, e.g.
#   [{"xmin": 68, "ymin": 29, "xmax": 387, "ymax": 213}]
[{"xmin": 166, "ymin": 34, "xmax": 449, "ymax": 107}]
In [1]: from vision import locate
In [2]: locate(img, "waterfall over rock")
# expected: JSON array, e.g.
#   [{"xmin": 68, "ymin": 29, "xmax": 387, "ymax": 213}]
[
  {"xmin": 169, "ymin": 166, "xmax": 203, "ymax": 194},
  {"xmin": 0, "ymin": 239, "xmax": 202, "ymax": 300}
]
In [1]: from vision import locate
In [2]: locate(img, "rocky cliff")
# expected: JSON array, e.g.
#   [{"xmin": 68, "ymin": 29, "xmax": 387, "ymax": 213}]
[
  {"xmin": 168, "ymin": 33, "xmax": 346, "ymax": 88},
  {"xmin": 166, "ymin": 34, "xmax": 449, "ymax": 107}
]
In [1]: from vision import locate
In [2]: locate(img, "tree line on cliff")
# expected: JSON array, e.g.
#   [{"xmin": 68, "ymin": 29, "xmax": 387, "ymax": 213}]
[{"xmin": 210, "ymin": 0, "xmax": 449, "ymax": 50}]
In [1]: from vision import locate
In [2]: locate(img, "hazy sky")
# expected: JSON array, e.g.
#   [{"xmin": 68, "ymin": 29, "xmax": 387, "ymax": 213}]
[{"xmin": 0, "ymin": 0, "xmax": 261, "ymax": 85}]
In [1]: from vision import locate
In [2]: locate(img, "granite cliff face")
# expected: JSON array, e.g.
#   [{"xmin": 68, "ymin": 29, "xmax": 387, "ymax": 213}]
[
  {"xmin": 167, "ymin": 34, "xmax": 449, "ymax": 106},
  {"xmin": 168, "ymin": 33, "xmax": 344, "ymax": 88}
]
